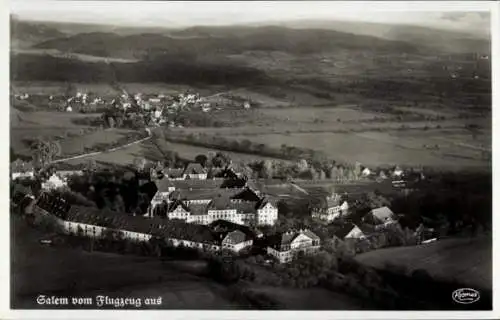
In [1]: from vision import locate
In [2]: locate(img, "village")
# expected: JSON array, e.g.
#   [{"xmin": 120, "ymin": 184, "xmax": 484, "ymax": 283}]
[
  {"xmin": 14, "ymin": 87, "xmax": 253, "ymax": 128},
  {"xmin": 11, "ymin": 146, "xmax": 438, "ymax": 267}
]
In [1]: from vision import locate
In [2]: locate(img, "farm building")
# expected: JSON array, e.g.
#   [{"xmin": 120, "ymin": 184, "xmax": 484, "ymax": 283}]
[
  {"xmin": 363, "ymin": 206, "xmax": 398, "ymax": 230},
  {"xmin": 266, "ymin": 229, "xmax": 321, "ymax": 263},
  {"xmin": 41, "ymin": 173, "xmax": 67, "ymax": 191}
]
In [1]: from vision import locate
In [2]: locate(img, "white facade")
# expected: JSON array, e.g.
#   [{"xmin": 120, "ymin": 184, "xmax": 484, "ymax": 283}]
[
  {"xmin": 222, "ymin": 238, "xmax": 253, "ymax": 253},
  {"xmin": 345, "ymin": 225, "xmax": 366, "ymax": 240},
  {"xmin": 171, "ymin": 202, "xmax": 277, "ymax": 227},
  {"xmin": 182, "ymin": 173, "xmax": 207, "ymax": 180},
  {"xmin": 267, "ymin": 233, "xmax": 320, "ymax": 264},
  {"xmin": 312, "ymin": 201, "xmax": 349, "ymax": 222},
  {"xmin": 257, "ymin": 202, "xmax": 278, "ymax": 226},
  {"xmin": 42, "ymin": 174, "xmax": 67, "ymax": 190},
  {"xmin": 12, "ymin": 171, "xmax": 34, "ymax": 180}
]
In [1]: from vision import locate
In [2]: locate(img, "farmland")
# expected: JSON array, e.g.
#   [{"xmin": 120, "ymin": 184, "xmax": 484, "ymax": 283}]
[
  {"xmin": 355, "ymin": 235, "xmax": 492, "ymax": 290},
  {"xmin": 58, "ymin": 128, "xmax": 139, "ymax": 156}
]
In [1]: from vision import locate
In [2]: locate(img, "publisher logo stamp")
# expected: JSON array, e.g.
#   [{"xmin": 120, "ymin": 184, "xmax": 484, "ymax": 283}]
[{"xmin": 452, "ymin": 288, "xmax": 480, "ymax": 304}]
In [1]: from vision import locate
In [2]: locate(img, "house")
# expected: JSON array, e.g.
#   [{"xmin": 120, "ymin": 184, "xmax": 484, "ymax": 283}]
[
  {"xmin": 183, "ymin": 163, "xmax": 207, "ymax": 180},
  {"xmin": 363, "ymin": 206, "xmax": 397, "ymax": 230},
  {"xmin": 362, "ymin": 167, "xmax": 371, "ymax": 177},
  {"xmin": 220, "ymin": 230, "xmax": 253, "ymax": 253},
  {"xmin": 11, "ymin": 160, "xmax": 34, "ymax": 180},
  {"xmin": 311, "ymin": 192, "xmax": 349, "ymax": 222},
  {"xmin": 267, "ymin": 229, "xmax": 321, "ymax": 263},
  {"xmin": 392, "ymin": 166, "xmax": 404, "ymax": 178},
  {"xmin": 41, "ymin": 174, "xmax": 67, "ymax": 190}
]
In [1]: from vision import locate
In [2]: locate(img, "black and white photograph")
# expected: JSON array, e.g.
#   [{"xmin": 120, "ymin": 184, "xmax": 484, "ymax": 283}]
[{"xmin": 4, "ymin": 0, "xmax": 498, "ymax": 317}]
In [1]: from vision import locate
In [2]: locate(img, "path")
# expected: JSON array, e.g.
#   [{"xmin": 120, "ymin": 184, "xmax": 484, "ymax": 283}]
[{"xmin": 51, "ymin": 128, "xmax": 152, "ymax": 164}]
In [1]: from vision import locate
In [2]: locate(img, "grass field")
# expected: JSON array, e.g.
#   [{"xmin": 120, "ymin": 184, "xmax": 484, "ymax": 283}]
[
  {"xmin": 65, "ymin": 139, "xmax": 286, "ymax": 166},
  {"xmin": 245, "ymin": 285, "xmax": 370, "ymax": 310},
  {"xmin": 355, "ymin": 235, "xmax": 492, "ymax": 290},
  {"xmin": 59, "ymin": 128, "xmax": 138, "ymax": 155},
  {"xmin": 11, "ymin": 109, "xmax": 102, "ymax": 156},
  {"xmin": 226, "ymin": 129, "xmax": 490, "ymax": 169},
  {"xmin": 11, "ymin": 214, "xmax": 239, "ymax": 309}
]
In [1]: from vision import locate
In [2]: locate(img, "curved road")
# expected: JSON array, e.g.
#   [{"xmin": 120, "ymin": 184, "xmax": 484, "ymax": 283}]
[{"xmin": 51, "ymin": 128, "xmax": 153, "ymax": 164}]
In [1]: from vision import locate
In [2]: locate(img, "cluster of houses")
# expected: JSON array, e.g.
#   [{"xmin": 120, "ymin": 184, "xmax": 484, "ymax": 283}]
[
  {"xmin": 11, "ymin": 155, "xmax": 434, "ymax": 264},
  {"xmin": 148, "ymin": 162, "xmax": 279, "ymax": 227}
]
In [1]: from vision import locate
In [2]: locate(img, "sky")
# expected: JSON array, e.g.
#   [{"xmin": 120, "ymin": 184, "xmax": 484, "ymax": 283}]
[{"xmin": 10, "ymin": 1, "xmax": 492, "ymax": 35}]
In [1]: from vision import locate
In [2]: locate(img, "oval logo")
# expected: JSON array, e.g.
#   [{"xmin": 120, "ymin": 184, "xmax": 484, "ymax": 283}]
[{"xmin": 452, "ymin": 288, "xmax": 480, "ymax": 304}]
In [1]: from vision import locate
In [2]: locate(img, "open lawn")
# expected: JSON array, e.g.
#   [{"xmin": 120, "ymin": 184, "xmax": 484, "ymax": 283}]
[
  {"xmin": 65, "ymin": 139, "xmax": 286, "ymax": 166},
  {"xmin": 355, "ymin": 235, "xmax": 492, "ymax": 291},
  {"xmin": 11, "ymin": 110, "xmax": 102, "ymax": 156},
  {"xmin": 259, "ymin": 106, "xmax": 394, "ymax": 124},
  {"xmin": 11, "ymin": 215, "xmax": 239, "ymax": 309},
  {"xmin": 59, "ymin": 128, "xmax": 138, "ymax": 156},
  {"xmin": 227, "ymin": 128, "xmax": 490, "ymax": 169},
  {"xmin": 244, "ymin": 285, "xmax": 371, "ymax": 310}
]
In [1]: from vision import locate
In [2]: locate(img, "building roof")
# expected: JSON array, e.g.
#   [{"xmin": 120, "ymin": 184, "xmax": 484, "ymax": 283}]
[
  {"xmin": 164, "ymin": 168, "xmax": 184, "ymax": 179},
  {"xmin": 168, "ymin": 200, "xmax": 190, "ymax": 213},
  {"xmin": 187, "ymin": 203, "xmax": 209, "ymax": 216},
  {"xmin": 170, "ymin": 188, "xmax": 244, "ymax": 202},
  {"xmin": 222, "ymin": 230, "xmax": 248, "ymax": 244},
  {"xmin": 333, "ymin": 223, "xmax": 358, "ymax": 240},
  {"xmin": 269, "ymin": 229, "xmax": 320, "ymax": 248},
  {"xmin": 65, "ymin": 205, "xmax": 221, "ymax": 244},
  {"xmin": 155, "ymin": 178, "xmax": 175, "ymax": 192},
  {"xmin": 184, "ymin": 163, "xmax": 207, "ymax": 175},
  {"xmin": 231, "ymin": 188, "xmax": 261, "ymax": 202},
  {"xmin": 171, "ymin": 179, "xmax": 225, "ymax": 190},
  {"xmin": 370, "ymin": 206, "xmax": 395, "ymax": 222}
]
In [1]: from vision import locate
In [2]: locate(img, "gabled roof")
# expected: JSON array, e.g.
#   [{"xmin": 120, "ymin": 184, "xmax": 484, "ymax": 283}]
[
  {"xmin": 187, "ymin": 203, "xmax": 209, "ymax": 216},
  {"xmin": 184, "ymin": 163, "xmax": 206, "ymax": 175},
  {"xmin": 171, "ymin": 179, "xmax": 225, "ymax": 190},
  {"xmin": 231, "ymin": 187, "xmax": 261, "ymax": 202},
  {"xmin": 223, "ymin": 230, "xmax": 248, "ymax": 244},
  {"xmin": 269, "ymin": 229, "xmax": 320, "ymax": 247},
  {"xmin": 210, "ymin": 219, "xmax": 254, "ymax": 236},
  {"xmin": 333, "ymin": 223, "xmax": 358, "ymax": 240},
  {"xmin": 168, "ymin": 200, "xmax": 190, "ymax": 213},
  {"xmin": 370, "ymin": 206, "xmax": 395, "ymax": 222},
  {"xmin": 155, "ymin": 178, "xmax": 175, "ymax": 192}
]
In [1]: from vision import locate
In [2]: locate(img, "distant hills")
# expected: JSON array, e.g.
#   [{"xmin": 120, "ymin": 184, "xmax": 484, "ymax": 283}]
[{"xmin": 31, "ymin": 26, "xmax": 421, "ymax": 60}]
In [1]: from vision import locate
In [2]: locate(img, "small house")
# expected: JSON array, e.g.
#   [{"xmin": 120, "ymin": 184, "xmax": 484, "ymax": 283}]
[{"xmin": 266, "ymin": 229, "xmax": 321, "ymax": 263}]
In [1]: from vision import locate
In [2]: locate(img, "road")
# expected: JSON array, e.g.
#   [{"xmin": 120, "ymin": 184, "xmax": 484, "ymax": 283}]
[{"xmin": 51, "ymin": 128, "xmax": 152, "ymax": 164}]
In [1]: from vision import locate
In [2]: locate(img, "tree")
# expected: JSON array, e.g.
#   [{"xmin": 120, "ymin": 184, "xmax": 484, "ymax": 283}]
[
  {"xmin": 297, "ymin": 159, "xmax": 309, "ymax": 172},
  {"xmin": 262, "ymin": 160, "xmax": 274, "ymax": 179},
  {"xmin": 195, "ymin": 154, "xmax": 208, "ymax": 167},
  {"xmin": 30, "ymin": 139, "xmax": 61, "ymax": 168}
]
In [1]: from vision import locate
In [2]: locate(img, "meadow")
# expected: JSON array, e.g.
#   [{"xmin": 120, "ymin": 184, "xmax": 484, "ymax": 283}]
[
  {"xmin": 226, "ymin": 128, "xmax": 490, "ymax": 169},
  {"xmin": 11, "ymin": 214, "xmax": 239, "ymax": 309},
  {"xmin": 355, "ymin": 235, "xmax": 492, "ymax": 291}
]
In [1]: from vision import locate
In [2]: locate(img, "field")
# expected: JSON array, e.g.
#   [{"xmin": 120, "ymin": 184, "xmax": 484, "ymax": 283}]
[
  {"xmin": 244, "ymin": 285, "xmax": 370, "ymax": 310},
  {"xmin": 58, "ymin": 128, "xmax": 139, "ymax": 156},
  {"xmin": 65, "ymin": 139, "xmax": 286, "ymax": 166},
  {"xmin": 355, "ymin": 235, "xmax": 492, "ymax": 290},
  {"xmin": 10, "ymin": 109, "xmax": 102, "ymax": 156},
  {"xmin": 225, "ymin": 129, "xmax": 490, "ymax": 169},
  {"xmin": 11, "ymin": 214, "xmax": 239, "ymax": 309}
]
